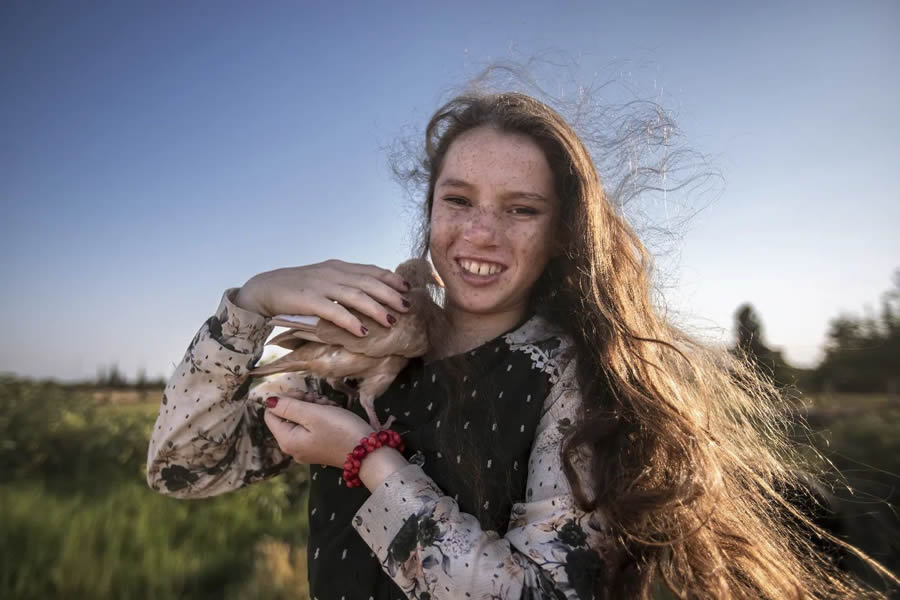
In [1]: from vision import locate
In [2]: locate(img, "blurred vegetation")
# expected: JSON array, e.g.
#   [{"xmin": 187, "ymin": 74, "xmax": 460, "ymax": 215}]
[
  {"xmin": 732, "ymin": 303, "xmax": 797, "ymax": 387},
  {"xmin": 734, "ymin": 269, "xmax": 900, "ymax": 395},
  {"xmin": 0, "ymin": 376, "xmax": 311, "ymax": 599},
  {"xmin": 797, "ymin": 393, "xmax": 900, "ymax": 593},
  {"xmin": 813, "ymin": 270, "xmax": 900, "ymax": 394},
  {"xmin": 91, "ymin": 363, "xmax": 168, "ymax": 390},
  {"xmin": 734, "ymin": 269, "xmax": 900, "ymax": 594}
]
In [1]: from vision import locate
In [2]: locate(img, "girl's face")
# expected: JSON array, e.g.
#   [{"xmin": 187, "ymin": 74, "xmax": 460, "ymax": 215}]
[{"xmin": 429, "ymin": 126, "xmax": 559, "ymax": 323}]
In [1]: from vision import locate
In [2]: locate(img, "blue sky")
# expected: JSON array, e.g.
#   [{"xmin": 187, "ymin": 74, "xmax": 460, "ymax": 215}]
[{"xmin": 2, "ymin": 1, "xmax": 898, "ymax": 381}]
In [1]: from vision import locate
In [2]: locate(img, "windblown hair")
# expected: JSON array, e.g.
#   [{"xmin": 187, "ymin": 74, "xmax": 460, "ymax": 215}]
[{"xmin": 404, "ymin": 91, "xmax": 895, "ymax": 598}]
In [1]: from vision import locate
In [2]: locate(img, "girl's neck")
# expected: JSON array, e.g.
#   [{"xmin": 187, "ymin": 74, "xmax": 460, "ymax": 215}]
[{"xmin": 436, "ymin": 304, "xmax": 528, "ymax": 359}]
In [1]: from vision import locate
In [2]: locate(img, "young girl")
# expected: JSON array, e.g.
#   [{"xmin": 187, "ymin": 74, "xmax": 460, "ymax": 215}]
[{"xmin": 147, "ymin": 92, "xmax": 891, "ymax": 599}]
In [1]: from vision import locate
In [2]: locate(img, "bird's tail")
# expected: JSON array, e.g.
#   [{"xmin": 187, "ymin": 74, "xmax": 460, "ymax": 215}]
[
  {"xmin": 268, "ymin": 314, "xmax": 321, "ymax": 335},
  {"xmin": 249, "ymin": 359, "xmax": 313, "ymax": 376},
  {"xmin": 267, "ymin": 314, "xmax": 324, "ymax": 349}
]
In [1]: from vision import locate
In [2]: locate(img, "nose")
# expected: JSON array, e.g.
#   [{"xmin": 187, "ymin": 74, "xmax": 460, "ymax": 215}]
[{"xmin": 462, "ymin": 208, "xmax": 502, "ymax": 246}]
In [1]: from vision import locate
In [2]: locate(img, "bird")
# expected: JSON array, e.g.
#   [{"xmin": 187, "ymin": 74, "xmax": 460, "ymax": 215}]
[{"xmin": 249, "ymin": 258, "xmax": 442, "ymax": 432}]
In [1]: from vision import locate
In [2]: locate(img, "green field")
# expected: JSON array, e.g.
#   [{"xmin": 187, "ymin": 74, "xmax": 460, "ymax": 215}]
[
  {"xmin": 1, "ymin": 376, "xmax": 897, "ymax": 598},
  {"xmin": 0, "ymin": 377, "xmax": 311, "ymax": 600}
]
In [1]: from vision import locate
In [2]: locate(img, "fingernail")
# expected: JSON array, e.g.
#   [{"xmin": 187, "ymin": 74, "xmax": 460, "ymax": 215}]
[
  {"xmin": 360, "ymin": 325, "xmax": 369, "ymax": 336},
  {"xmin": 387, "ymin": 314, "xmax": 397, "ymax": 325},
  {"xmin": 265, "ymin": 396, "xmax": 279, "ymax": 408},
  {"xmin": 403, "ymin": 280, "xmax": 411, "ymax": 290},
  {"xmin": 401, "ymin": 298, "xmax": 411, "ymax": 308}
]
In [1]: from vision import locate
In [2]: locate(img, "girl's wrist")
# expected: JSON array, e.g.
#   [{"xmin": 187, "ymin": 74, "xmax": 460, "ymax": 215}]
[{"xmin": 358, "ymin": 446, "xmax": 409, "ymax": 490}]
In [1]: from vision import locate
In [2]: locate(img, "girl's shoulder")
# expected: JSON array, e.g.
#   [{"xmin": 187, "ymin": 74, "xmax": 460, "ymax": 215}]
[{"xmin": 501, "ymin": 314, "xmax": 575, "ymax": 386}]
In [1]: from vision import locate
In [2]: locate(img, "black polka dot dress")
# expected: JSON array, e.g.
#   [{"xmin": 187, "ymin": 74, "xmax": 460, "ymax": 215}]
[{"xmin": 306, "ymin": 319, "xmax": 565, "ymax": 598}]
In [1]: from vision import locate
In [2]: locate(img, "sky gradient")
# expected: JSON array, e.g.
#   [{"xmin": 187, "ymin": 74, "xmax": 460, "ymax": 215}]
[{"xmin": 2, "ymin": 1, "xmax": 898, "ymax": 381}]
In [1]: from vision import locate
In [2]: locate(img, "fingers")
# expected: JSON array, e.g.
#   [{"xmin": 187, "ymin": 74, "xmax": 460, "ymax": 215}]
[
  {"xmin": 264, "ymin": 396, "xmax": 314, "ymax": 455},
  {"xmin": 266, "ymin": 394, "xmax": 311, "ymax": 425},
  {"xmin": 341, "ymin": 272, "xmax": 410, "ymax": 314},
  {"xmin": 264, "ymin": 408, "xmax": 307, "ymax": 457},
  {"xmin": 337, "ymin": 261, "xmax": 410, "ymax": 294},
  {"xmin": 312, "ymin": 295, "xmax": 375, "ymax": 337},
  {"xmin": 322, "ymin": 262, "xmax": 409, "ymax": 314},
  {"xmin": 327, "ymin": 283, "xmax": 404, "ymax": 329},
  {"xmin": 260, "ymin": 259, "xmax": 412, "ymax": 338},
  {"xmin": 306, "ymin": 261, "xmax": 411, "ymax": 335}
]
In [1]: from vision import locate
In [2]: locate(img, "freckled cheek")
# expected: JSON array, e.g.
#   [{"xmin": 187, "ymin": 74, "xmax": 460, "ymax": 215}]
[
  {"xmin": 509, "ymin": 228, "xmax": 545, "ymax": 256},
  {"xmin": 430, "ymin": 213, "xmax": 463, "ymax": 242}
]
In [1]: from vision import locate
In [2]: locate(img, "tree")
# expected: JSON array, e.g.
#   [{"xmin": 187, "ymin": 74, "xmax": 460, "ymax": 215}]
[
  {"xmin": 736, "ymin": 304, "xmax": 767, "ymax": 359},
  {"xmin": 136, "ymin": 368, "xmax": 147, "ymax": 390},
  {"xmin": 732, "ymin": 304, "xmax": 794, "ymax": 387},
  {"xmin": 815, "ymin": 269, "xmax": 900, "ymax": 393},
  {"xmin": 95, "ymin": 363, "xmax": 127, "ymax": 388}
]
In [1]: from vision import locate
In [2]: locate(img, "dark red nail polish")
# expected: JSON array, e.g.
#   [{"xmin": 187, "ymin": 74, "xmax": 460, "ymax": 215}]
[
  {"xmin": 401, "ymin": 298, "xmax": 411, "ymax": 308},
  {"xmin": 387, "ymin": 314, "xmax": 397, "ymax": 325},
  {"xmin": 265, "ymin": 396, "xmax": 278, "ymax": 408},
  {"xmin": 402, "ymin": 280, "xmax": 411, "ymax": 290},
  {"xmin": 361, "ymin": 325, "xmax": 369, "ymax": 336}
]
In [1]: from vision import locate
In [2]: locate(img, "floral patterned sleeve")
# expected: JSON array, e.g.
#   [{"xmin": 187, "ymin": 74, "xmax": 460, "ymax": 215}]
[
  {"xmin": 351, "ymin": 356, "xmax": 615, "ymax": 599},
  {"xmin": 146, "ymin": 288, "xmax": 306, "ymax": 498}
]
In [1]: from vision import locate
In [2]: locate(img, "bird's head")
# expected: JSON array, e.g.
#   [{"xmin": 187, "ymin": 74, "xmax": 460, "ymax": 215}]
[{"xmin": 395, "ymin": 258, "xmax": 443, "ymax": 290}]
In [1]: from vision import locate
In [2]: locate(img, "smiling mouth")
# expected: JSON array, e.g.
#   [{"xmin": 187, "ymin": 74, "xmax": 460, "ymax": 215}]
[{"xmin": 457, "ymin": 258, "xmax": 507, "ymax": 276}]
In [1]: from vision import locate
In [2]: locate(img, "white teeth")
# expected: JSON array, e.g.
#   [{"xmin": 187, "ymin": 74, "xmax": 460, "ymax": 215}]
[{"xmin": 460, "ymin": 259, "xmax": 503, "ymax": 276}]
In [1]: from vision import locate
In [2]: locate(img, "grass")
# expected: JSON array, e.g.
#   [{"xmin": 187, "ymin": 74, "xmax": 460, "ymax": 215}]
[{"xmin": 0, "ymin": 377, "xmax": 312, "ymax": 599}]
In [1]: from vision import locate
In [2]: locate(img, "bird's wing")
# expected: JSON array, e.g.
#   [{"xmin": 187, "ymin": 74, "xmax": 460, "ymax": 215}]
[
  {"xmin": 355, "ymin": 355, "xmax": 410, "ymax": 399},
  {"xmin": 268, "ymin": 330, "xmax": 307, "ymax": 350},
  {"xmin": 249, "ymin": 343, "xmax": 385, "ymax": 378},
  {"xmin": 311, "ymin": 309, "xmax": 385, "ymax": 353}
]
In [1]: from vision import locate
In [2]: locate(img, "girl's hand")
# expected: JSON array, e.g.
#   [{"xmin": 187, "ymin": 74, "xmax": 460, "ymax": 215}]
[
  {"xmin": 263, "ymin": 393, "xmax": 374, "ymax": 468},
  {"xmin": 233, "ymin": 259, "xmax": 411, "ymax": 336}
]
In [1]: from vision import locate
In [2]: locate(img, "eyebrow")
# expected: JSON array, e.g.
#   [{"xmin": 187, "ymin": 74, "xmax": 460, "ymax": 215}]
[{"xmin": 437, "ymin": 177, "xmax": 550, "ymax": 203}]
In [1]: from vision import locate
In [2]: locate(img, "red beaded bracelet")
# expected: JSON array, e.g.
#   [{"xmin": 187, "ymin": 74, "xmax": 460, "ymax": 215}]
[{"xmin": 343, "ymin": 429, "xmax": 405, "ymax": 488}]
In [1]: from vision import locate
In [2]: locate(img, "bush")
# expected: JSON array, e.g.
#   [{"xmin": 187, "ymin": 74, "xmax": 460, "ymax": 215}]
[
  {"xmin": 800, "ymin": 394, "xmax": 900, "ymax": 589},
  {"xmin": 0, "ymin": 376, "xmax": 310, "ymax": 599}
]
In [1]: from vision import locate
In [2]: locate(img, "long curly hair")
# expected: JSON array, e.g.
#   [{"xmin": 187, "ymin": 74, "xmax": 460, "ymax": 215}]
[{"xmin": 402, "ymin": 90, "xmax": 895, "ymax": 598}]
